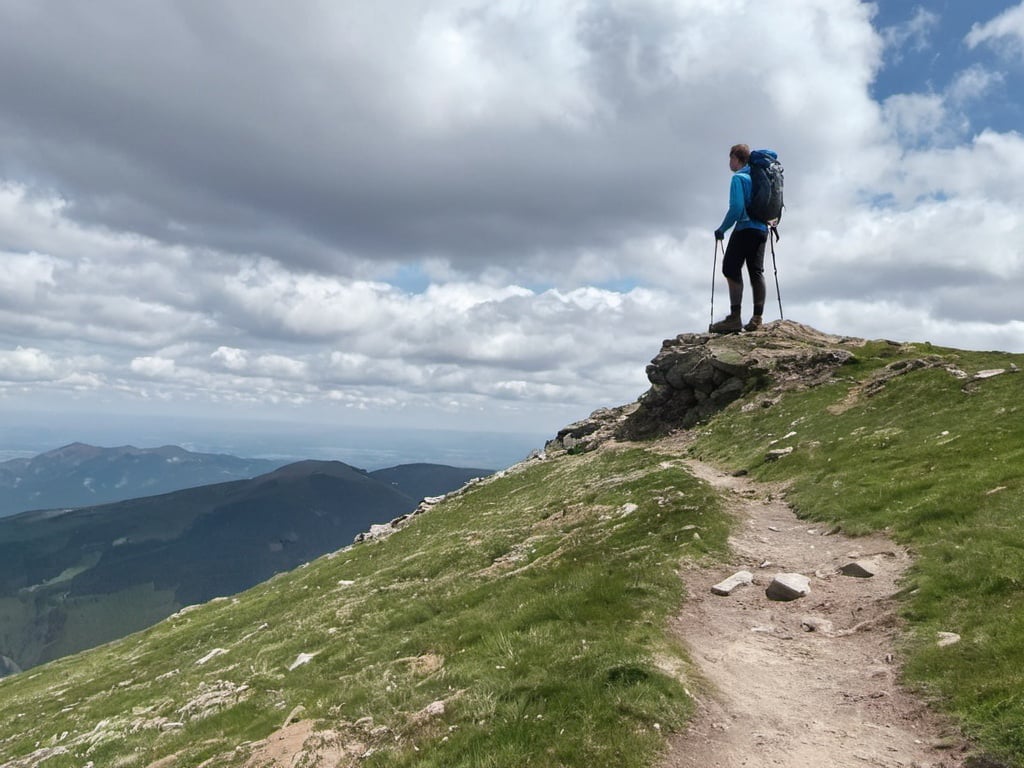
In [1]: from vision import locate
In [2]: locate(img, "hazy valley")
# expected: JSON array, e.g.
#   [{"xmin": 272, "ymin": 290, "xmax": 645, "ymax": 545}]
[{"xmin": 0, "ymin": 451, "xmax": 491, "ymax": 677}]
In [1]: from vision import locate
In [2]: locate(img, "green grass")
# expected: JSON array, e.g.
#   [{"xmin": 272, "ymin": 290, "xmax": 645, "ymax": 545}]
[
  {"xmin": 7, "ymin": 337, "xmax": 1021, "ymax": 766},
  {"xmin": 692, "ymin": 342, "xmax": 1024, "ymax": 765},
  {"xmin": 0, "ymin": 447, "xmax": 729, "ymax": 768}
]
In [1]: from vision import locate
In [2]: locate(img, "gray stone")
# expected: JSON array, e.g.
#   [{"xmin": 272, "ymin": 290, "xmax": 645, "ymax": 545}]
[
  {"xmin": 711, "ymin": 570, "xmax": 754, "ymax": 596},
  {"xmin": 973, "ymin": 369, "xmax": 1006, "ymax": 379},
  {"xmin": 800, "ymin": 616, "xmax": 835, "ymax": 635},
  {"xmin": 839, "ymin": 560, "xmax": 877, "ymax": 578},
  {"xmin": 766, "ymin": 573, "xmax": 811, "ymax": 601},
  {"xmin": 683, "ymin": 364, "xmax": 718, "ymax": 393},
  {"xmin": 603, "ymin": 322, "xmax": 866, "ymax": 442},
  {"xmin": 710, "ymin": 376, "xmax": 746, "ymax": 405},
  {"xmin": 708, "ymin": 351, "xmax": 754, "ymax": 378},
  {"xmin": 765, "ymin": 447, "xmax": 794, "ymax": 461},
  {"xmin": 936, "ymin": 632, "xmax": 961, "ymax": 648},
  {"xmin": 646, "ymin": 363, "xmax": 667, "ymax": 386}
]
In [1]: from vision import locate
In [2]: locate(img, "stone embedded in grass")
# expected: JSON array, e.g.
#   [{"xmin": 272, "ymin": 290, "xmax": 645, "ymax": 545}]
[
  {"xmin": 410, "ymin": 700, "xmax": 446, "ymax": 725},
  {"xmin": 766, "ymin": 573, "xmax": 811, "ymax": 601},
  {"xmin": 288, "ymin": 652, "xmax": 318, "ymax": 671},
  {"xmin": 711, "ymin": 570, "xmax": 754, "ymax": 596},
  {"xmin": 973, "ymin": 369, "xmax": 1006, "ymax": 379},
  {"xmin": 765, "ymin": 447, "xmax": 794, "ymax": 462},
  {"xmin": 195, "ymin": 647, "xmax": 228, "ymax": 665},
  {"xmin": 839, "ymin": 560, "xmax": 877, "ymax": 578},
  {"xmin": 937, "ymin": 632, "xmax": 961, "ymax": 648}
]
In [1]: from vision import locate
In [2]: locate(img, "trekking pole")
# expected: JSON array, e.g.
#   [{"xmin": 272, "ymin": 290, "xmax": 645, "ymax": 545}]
[
  {"xmin": 769, "ymin": 225, "xmax": 784, "ymax": 320},
  {"xmin": 709, "ymin": 239, "xmax": 721, "ymax": 329}
]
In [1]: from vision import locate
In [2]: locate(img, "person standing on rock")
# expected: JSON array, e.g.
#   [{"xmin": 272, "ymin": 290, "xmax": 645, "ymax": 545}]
[{"xmin": 711, "ymin": 143, "xmax": 769, "ymax": 333}]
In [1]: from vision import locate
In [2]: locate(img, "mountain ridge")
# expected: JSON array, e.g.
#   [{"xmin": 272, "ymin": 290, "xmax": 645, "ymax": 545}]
[
  {"xmin": 0, "ymin": 458, "xmax": 491, "ymax": 675},
  {"xmin": 0, "ymin": 443, "xmax": 286, "ymax": 518},
  {"xmin": 0, "ymin": 321, "xmax": 1021, "ymax": 767}
]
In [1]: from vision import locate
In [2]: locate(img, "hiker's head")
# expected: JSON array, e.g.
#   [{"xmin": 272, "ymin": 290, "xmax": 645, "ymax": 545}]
[{"xmin": 729, "ymin": 143, "xmax": 750, "ymax": 171}]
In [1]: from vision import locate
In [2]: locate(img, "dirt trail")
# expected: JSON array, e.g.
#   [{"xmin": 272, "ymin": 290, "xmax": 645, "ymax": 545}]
[{"xmin": 660, "ymin": 456, "xmax": 969, "ymax": 768}]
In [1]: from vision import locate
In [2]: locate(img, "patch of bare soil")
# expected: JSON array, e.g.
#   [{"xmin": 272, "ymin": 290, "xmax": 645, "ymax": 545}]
[
  {"xmin": 660, "ymin": 456, "xmax": 970, "ymax": 768},
  {"xmin": 240, "ymin": 720, "xmax": 364, "ymax": 768}
]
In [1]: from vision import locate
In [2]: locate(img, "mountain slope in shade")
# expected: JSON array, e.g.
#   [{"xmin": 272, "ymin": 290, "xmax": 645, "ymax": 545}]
[
  {"xmin": 0, "ymin": 459, "xmax": 447, "ymax": 673},
  {"xmin": 0, "ymin": 443, "xmax": 285, "ymax": 518}
]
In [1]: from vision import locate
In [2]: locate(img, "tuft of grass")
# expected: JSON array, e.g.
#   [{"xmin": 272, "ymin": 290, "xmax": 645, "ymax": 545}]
[
  {"xmin": 693, "ymin": 342, "xmax": 1024, "ymax": 765},
  {"xmin": 0, "ymin": 447, "xmax": 729, "ymax": 768}
]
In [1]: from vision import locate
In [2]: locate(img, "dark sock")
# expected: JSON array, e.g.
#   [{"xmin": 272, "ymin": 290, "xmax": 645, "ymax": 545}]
[{"xmin": 727, "ymin": 279, "xmax": 743, "ymax": 314}]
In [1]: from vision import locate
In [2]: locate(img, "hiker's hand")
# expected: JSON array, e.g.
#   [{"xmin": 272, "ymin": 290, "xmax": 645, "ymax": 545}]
[{"xmin": 714, "ymin": 229, "xmax": 724, "ymax": 241}]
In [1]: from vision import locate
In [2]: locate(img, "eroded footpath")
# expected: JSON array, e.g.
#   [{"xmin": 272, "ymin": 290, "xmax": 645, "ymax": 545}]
[{"xmin": 660, "ymin": 453, "xmax": 969, "ymax": 768}]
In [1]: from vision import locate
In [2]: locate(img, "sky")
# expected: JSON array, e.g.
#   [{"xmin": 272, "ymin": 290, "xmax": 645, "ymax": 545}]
[{"xmin": 1, "ymin": 1, "xmax": 1022, "ymax": 465}]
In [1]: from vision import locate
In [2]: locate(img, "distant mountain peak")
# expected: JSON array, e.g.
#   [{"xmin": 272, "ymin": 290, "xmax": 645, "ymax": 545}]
[{"xmin": 0, "ymin": 445, "xmax": 286, "ymax": 518}]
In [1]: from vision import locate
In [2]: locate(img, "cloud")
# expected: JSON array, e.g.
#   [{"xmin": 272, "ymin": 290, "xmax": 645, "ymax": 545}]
[
  {"xmin": 0, "ymin": 1, "xmax": 1021, "ymax": 439},
  {"xmin": 0, "ymin": 347, "xmax": 107, "ymax": 387},
  {"xmin": 211, "ymin": 347, "xmax": 248, "ymax": 372},
  {"xmin": 881, "ymin": 6, "xmax": 940, "ymax": 61},
  {"xmin": 946, "ymin": 65, "xmax": 1006, "ymax": 105},
  {"xmin": 0, "ymin": 0, "xmax": 886, "ymax": 278},
  {"xmin": 882, "ymin": 92, "xmax": 954, "ymax": 145},
  {"xmin": 130, "ymin": 356, "xmax": 177, "ymax": 378},
  {"xmin": 0, "ymin": 347, "xmax": 58, "ymax": 381},
  {"xmin": 880, "ymin": 61, "xmax": 1006, "ymax": 147},
  {"xmin": 966, "ymin": 1, "xmax": 1024, "ymax": 59}
]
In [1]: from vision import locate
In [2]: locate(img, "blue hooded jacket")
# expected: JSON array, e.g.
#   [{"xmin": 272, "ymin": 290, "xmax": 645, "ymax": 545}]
[{"xmin": 718, "ymin": 166, "xmax": 768, "ymax": 234}]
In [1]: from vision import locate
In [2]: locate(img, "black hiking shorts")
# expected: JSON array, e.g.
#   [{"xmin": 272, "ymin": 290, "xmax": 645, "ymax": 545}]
[{"xmin": 722, "ymin": 227, "xmax": 767, "ymax": 283}]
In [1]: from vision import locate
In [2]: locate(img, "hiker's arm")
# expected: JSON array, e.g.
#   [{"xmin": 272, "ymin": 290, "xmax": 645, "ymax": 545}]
[{"xmin": 717, "ymin": 175, "xmax": 746, "ymax": 234}]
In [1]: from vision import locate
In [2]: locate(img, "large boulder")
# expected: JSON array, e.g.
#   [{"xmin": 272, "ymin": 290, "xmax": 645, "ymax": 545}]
[
  {"xmin": 621, "ymin": 321, "xmax": 858, "ymax": 439},
  {"xmin": 547, "ymin": 321, "xmax": 862, "ymax": 453}
]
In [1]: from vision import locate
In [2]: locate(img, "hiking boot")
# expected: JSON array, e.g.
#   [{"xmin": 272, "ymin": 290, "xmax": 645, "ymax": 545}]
[
  {"xmin": 709, "ymin": 314, "xmax": 742, "ymax": 334},
  {"xmin": 744, "ymin": 315, "xmax": 763, "ymax": 332}
]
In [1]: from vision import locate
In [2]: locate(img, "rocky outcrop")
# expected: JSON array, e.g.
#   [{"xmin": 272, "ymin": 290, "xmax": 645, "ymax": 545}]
[
  {"xmin": 352, "ymin": 479, "xmax": 488, "ymax": 545},
  {"xmin": 623, "ymin": 321, "xmax": 858, "ymax": 439},
  {"xmin": 544, "ymin": 405, "xmax": 637, "ymax": 455},
  {"xmin": 545, "ymin": 321, "xmax": 862, "ymax": 453}
]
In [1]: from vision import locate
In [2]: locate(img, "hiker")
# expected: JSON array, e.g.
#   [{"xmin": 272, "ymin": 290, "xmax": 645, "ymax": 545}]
[{"xmin": 711, "ymin": 143, "xmax": 769, "ymax": 333}]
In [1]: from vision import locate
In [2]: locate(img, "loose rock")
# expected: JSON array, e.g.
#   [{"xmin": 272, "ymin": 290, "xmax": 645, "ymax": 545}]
[
  {"xmin": 711, "ymin": 571, "xmax": 754, "ymax": 596},
  {"xmin": 839, "ymin": 560, "xmax": 877, "ymax": 578},
  {"xmin": 288, "ymin": 652, "xmax": 318, "ymax": 671},
  {"xmin": 800, "ymin": 616, "xmax": 835, "ymax": 636},
  {"xmin": 195, "ymin": 648, "xmax": 228, "ymax": 665},
  {"xmin": 766, "ymin": 573, "xmax": 811, "ymax": 601}
]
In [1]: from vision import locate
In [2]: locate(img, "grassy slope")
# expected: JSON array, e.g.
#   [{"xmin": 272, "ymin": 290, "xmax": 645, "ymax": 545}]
[
  {"xmin": 0, "ymin": 447, "xmax": 729, "ymax": 768},
  {"xmin": 4, "ymin": 338, "xmax": 1022, "ymax": 767},
  {"xmin": 692, "ymin": 341, "xmax": 1024, "ymax": 765}
]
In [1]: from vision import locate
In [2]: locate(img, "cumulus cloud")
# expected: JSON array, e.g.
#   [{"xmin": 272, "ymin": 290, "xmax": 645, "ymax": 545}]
[
  {"xmin": 0, "ymin": 0, "xmax": 887, "ymax": 277},
  {"xmin": 881, "ymin": 64, "xmax": 1006, "ymax": 147},
  {"xmin": 0, "ymin": 1, "xmax": 1021, "ymax": 438},
  {"xmin": 0, "ymin": 347, "xmax": 58, "ymax": 381}
]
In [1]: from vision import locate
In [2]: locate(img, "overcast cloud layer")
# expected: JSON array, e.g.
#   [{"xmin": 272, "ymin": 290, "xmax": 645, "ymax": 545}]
[{"xmin": 1, "ymin": 1, "xmax": 1022, "ymax": 444}]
